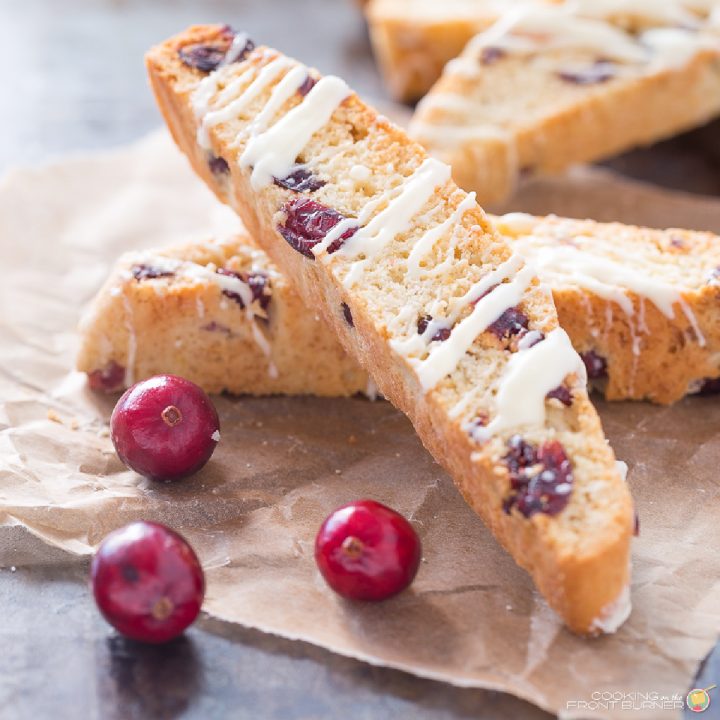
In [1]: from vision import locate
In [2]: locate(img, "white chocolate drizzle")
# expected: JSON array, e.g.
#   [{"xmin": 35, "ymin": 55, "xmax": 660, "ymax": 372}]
[
  {"xmin": 241, "ymin": 76, "xmax": 351, "ymax": 189},
  {"xmin": 338, "ymin": 158, "xmax": 452, "ymax": 288},
  {"xmin": 193, "ymin": 53, "xmax": 350, "ymax": 190},
  {"xmin": 413, "ymin": 263, "xmax": 536, "ymax": 392},
  {"xmin": 472, "ymin": 328, "xmax": 586, "ymax": 442},
  {"xmin": 125, "ymin": 253, "xmax": 277, "ymax": 377}
]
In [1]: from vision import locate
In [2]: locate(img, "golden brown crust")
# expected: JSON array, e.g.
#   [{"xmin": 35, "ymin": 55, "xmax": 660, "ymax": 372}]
[
  {"xmin": 145, "ymin": 26, "xmax": 633, "ymax": 634},
  {"xmin": 77, "ymin": 233, "xmax": 369, "ymax": 397}
]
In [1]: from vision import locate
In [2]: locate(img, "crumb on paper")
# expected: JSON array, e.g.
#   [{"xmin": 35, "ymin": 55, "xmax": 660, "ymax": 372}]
[
  {"xmin": 70, "ymin": 418, "xmax": 80, "ymax": 431},
  {"xmin": 47, "ymin": 409, "xmax": 62, "ymax": 424},
  {"xmin": 97, "ymin": 427, "xmax": 110, "ymax": 438}
]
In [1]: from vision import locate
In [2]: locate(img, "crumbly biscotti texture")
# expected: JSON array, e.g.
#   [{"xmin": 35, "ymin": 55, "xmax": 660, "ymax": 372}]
[
  {"xmin": 77, "ymin": 233, "xmax": 369, "ymax": 397},
  {"xmin": 493, "ymin": 213, "xmax": 720, "ymax": 405},
  {"xmin": 410, "ymin": 3, "xmax": 720, "ymax": 204},
  {"xmin": 146, "ymin": 25, "xmax": 633, "ymax": 634},
  {"xmin": 366, "ymin": 0, "xmax": 500, "ymax": 102}
]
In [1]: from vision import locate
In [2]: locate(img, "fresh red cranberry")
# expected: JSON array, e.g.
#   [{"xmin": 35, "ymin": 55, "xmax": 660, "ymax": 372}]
[
  {"xmin": 417, "ymin": 314, "xmax": 451, "ymax": 342},
  {"xmin": 216, "ymin": 268, "xmax": 271, "ymax": 312},
  {"xmin": 503, "ymin": 436, "xmax": 574, "ymax": 518},
  {"xmin": 342, "ymin": 302, "xmax": 354, "ymax": 327},
  {"xmin": 315, "ymin": 500, "xmax": 421, "ymax": 601},
  {"xmin": 558, "ymin": 61, "xmax": 616, "ymax": 85},
  {"xmin": 297, "ymin": 75, "xmax": 317, "ymax": 96},
  {"xmin": 487, "ymin": 307, "xmax": 529, "ymax": 340},
  {"xmin": 91, "ymin": 521, "xmax": 204, "ymax": 643},
  {"xmin": 131, "ymin": 265, "xmax": 174, "ymax": 281},
  {"xmin": 581, "ymin": 350, "xmax": 608, "ymax": 380},
  {"xmin": 274, "ymin": 166, "xmax": 325, "ymax": 193},
  {"xmin": 278, "ymin": 198, "xmax": 357, "ymax": 259},
  {"xmin": 88, "ymin": 361, "xmax": 126, "ymax": 393},
  {"xmin": 111, "ymin": 375, "xmax": 220, "ymax": 481},
  {"xmin": 546, "ymin": 385, "xmax": 573, "ymax": 406}
]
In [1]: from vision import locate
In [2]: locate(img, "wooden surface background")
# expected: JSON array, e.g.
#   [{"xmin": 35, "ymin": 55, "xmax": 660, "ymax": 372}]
[{"xmin": 1, "ymin": 1, "xmax": 719, "ymax": 718}]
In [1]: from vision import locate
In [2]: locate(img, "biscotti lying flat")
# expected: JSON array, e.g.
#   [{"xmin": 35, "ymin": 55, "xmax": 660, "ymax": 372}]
[
  {"xmin": 410, "ymin": 1, "xmax": 720, "ymax": 204},
  {"xmin": 366, "ymin": 0, "xmax": 501, "ymax": 102},
  {"xmin": 81, "ymin": 217, "xmax": 720, "ymax": 405},
  {"xmin": 77, "ymin": 233, "xmax": 369, "ymax": 397},
  {"xmin": 495, "ymin": 213, "xmax": 720, "ymax": 405},
  {"xmin": 146, "ymin": 25, "xmax": 634, "ymax": 634}
]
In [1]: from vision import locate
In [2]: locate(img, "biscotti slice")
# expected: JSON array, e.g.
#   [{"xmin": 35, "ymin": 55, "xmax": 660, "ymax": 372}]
[
  {"xmin": 77, "ymin": 232, "xmax": 369, "ymax": 397},
  {"xmin": 366, "ymin": 0, "xmax": 502, "ymax": 102},
  {"xmin": 493, "ymin": 212, "xmax": 720, "ymax": 405},
  {"xmin": 81, "ymin": 216, "xmax": 720, "ymax": 404},
  {"xmin": 146, "ymin": 25, "xmax": 633, "ymax": 634},
  {"xmin": 410, "ymin": 2, "xmax": 720, "ymax": 204}
]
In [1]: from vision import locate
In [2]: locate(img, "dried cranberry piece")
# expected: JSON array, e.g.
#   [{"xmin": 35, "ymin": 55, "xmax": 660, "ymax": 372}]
[
  {"xmin": 698, "ymin": 378, "xmax": 720, "ymax": 396},
  {"xmin": 216, "ymin": 268, "xmax": 271, "ymax": 311},
  {"xmin": 179, "ymin": 44, "xmax": 228, "ymax": 73},
  {"xmin": 209, "ymin": 155, "xmax": 229, "ymax": 175},
  {"xmin": 298, "ymin": 75, "xmax": 317, "ymax": 97},
  {"xmin": 88, "ymin": 362, "xmax": 126, "ymax": 393},
  {"xmin": 132, "ymin": 265, "xmax": 174, "ymax": 281},
  {"xmin": 278, "ymin": 198, "xmax": 357, "ymax": 259},
  {"xmin": 342, "ymin": 303, "xmax": 354, "ymax": 327},
  {"xmin": 417, "ymin": 315, "xmax": 451, "ymax": 342},
  {"xmin": 481, "ymin": 47, "xmax": 505, "ymax": 65},
  {"xmin": 633, "ymin": 512, "xmax": 640, "ymax": 537},
  {"xmin": 581, "ymin": 350, "xmax": 608, "ymax": 380},
  {"xmin": 546, "ymin": 385, "xmax": 573, "ymax": 406},
  {"xmin": 178, "ymin": 27, "xmax": 254, "ymax": 73},
  {"xmin": 273, "ymin": 166, "xmax": 326, "ymax": 193},
  {"xmin": 503, "ymin": 436, "xmax": 574, "ymax": 518},
  {"xmin": 487, "ymin": 307, "xmax": 529, "ymax": 340},
  {"xmin": 558, "ymin": 61, "xmax": 616, "ymax": 86}
]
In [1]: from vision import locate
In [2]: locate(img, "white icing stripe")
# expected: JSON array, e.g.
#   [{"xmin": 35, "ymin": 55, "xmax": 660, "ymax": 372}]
[
  {"xmin": 473, "ymin": 329, "xmax": 585, "ymax": 441},
  {"xmin": 406, "ymin": 193, "xmax": 477, "ymax": 280},
  {"xmin": 413, "ymin": 264, "xmax": 536, "ymax": 392},
  {"xmin": 252, "ymin": 65, "xmax": 308, "ymax": 133},
  {"xmin": 241, "ymin": 76, "xmax": 351, "ymax": 189},
  {"xmin": 198, "ymin": 58, "xmax": 292, "ymax": 149},
  {"xmin": 339, "ymin": 158, "xmax": 452, "ymax": 287}
]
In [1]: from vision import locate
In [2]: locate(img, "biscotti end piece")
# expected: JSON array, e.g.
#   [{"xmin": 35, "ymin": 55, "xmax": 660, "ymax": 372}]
[
  {"xmin": 410, "ymin": 4, "xmax": 720, "ymax": 204},
  {"xmin": 494, "ymin": 213, "xmax": 720, "ymax": 405},
  {"xmin": 146, "ymin": 25, "xmax": 633, "ymax": 634},
  {"xmin": 77, "ymin": 233, "xmax": 370, "ymax": 397},
  {"xmin": 366, "ymin": 0, "xmax": 498, "ymax": 102}
]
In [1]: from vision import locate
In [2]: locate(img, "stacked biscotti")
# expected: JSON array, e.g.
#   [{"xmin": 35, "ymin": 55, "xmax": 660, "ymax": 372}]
[
  {"xmin": 77, "ymin": 233, "xmax": 369, "ymax": 397},
  {"xmin": 145, "ymin": 25, "xmax": 634, "ymax": 634},
  {"xmin": 408, "ymin": 0, "xmax": 720, "ymax": 203},
  {"xmin": 81, "ymin": 215, "xmax": 720, "ymax": 405}
]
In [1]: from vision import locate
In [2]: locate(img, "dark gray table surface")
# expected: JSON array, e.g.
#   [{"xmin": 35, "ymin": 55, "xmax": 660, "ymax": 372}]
[{"xmin": 1, "ymin": 1, "xmax": 719, "ymax": 718}]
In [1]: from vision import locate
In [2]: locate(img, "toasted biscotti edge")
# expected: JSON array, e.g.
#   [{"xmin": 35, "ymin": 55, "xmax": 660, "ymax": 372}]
[
  {"xmin": 77, "ymin": 233, "xmax": 369, "ymax": 397},
  {"xmin": 145, "ymin": 25, "xmax": 633, "ymax": 634},
  {"xmin": 412, "ymin": 47, "xmax": 720, "ymax": 205}
]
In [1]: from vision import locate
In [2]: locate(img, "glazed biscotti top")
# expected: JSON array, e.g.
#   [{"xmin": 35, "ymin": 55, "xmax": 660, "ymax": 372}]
[
  {"xmin": 410, "ymin": 1, "xmax": 720, "ymax": 202},
  {"xmin": 146, "ymin": 26, "xmax": 633, "ymax": 633}
]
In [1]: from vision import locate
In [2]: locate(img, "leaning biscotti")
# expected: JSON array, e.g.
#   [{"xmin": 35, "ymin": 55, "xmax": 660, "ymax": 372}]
[
  {"xmin": 410, "ymin": 2, "xmax": 720, "ymax": 204},
  {"xmin": 366, "ymin": 0, "xmax": 500, "ymax": 102},
  {"xmin": 493, "ymin": 213, "xmax": 720, "ymax": 405},
  {"xmin": 146, "ymin": 25, "xmax": 634, "ymax": 634},
  {"xmin": 77, "ymin": 233, "xmax": 370, "ymax": 397}
]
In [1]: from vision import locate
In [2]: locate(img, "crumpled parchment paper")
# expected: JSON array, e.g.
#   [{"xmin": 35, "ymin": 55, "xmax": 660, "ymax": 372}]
[{"xmin": 1, "ymin": 130, "xmax": 719, "ymax": 720}]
